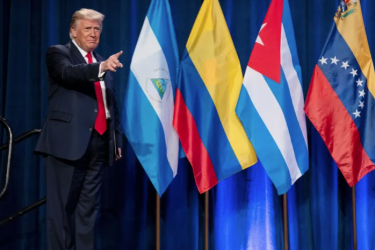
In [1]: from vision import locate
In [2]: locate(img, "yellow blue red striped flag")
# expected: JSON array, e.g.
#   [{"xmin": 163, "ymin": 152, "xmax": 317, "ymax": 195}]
[{"xmin": 173, "ymin": 0, "xmax": 257, "ymax": 193}]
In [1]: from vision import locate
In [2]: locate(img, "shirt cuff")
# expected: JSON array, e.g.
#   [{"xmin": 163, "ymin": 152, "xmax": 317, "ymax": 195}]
[{"xmin": 98, "ymin": 62, "xmax": 105, "ymax": 78}]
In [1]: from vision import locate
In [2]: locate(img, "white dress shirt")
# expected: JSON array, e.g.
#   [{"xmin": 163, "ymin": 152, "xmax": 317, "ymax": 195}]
[{"xmin": 72, "ymin": 39, "xmax": 110, "ymax": 119}]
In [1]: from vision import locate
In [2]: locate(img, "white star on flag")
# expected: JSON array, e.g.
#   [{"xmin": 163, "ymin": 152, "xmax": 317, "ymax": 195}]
[
  {"xmin": 342, "ymin": 61, "xmax": 350, "ymax": 70},
  {"xmin": 331, "ymin": 56, "xmax": 339, "ymax": 65},
  {"xmin": 319, "ymin": 57, "xmax": 328, "ymax": 65},
  {"xmin": 359, "ymin": 101, "xmax": 364, "ymax": 109},
  {"xmin": 256, "ymin": 23, "xmax": 267, "ymax": 46},
  {"xmin": 359, "ymin": 89, "xmax": 366, "ymax": 97},
  {"xmin": 353, "ymin": 109, "xmax": 361, "ymax": 118},
  {"xmin": 350, "ymin": 68, "xmax": 358, "ymax": 77},
  {"xmin": 356, "ymin": 79, "xmax": 363, "ymax": 86}
]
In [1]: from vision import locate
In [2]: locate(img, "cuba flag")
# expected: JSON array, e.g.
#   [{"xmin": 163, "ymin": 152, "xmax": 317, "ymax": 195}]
[
  {"xmin": 236, "ymin": 0, "xmax": 309, "ymax": 195},
  {"xmin": 305, "ymin": 0, "xmax": 375, "ymax": 186},
  {"xmin": 121, "ymin": 0, "xmax": 179, "ymax": 196}
]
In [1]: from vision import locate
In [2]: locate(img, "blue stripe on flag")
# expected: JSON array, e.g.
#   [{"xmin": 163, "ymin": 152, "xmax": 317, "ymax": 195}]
[
  {"xmin": 147, "ymin": 0, "xmax": 179, "ymax": 92},
  {"xmin": 282, "ymin": 0, "xmax": 303, "ymax": 88},
  {"xmin": 236, "ymin": 86, "xmax": 292, "ymax": 194},
  {"xmin": 318, "ymin": 24, "xmax": 375, "ymax": 161},
  {"xmin": 264, "ymin": 71, "xmax": 309, "ymax": 174},
  {"xmin": 122, "ymin": 71, "xmax": 174, "ymax": 195},
  {"xmin": 179, "ymin": 52, "xmax": 242, "ymax": 180}
]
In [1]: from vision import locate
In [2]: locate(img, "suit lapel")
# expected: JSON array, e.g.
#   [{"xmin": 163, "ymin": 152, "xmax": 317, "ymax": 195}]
[
  {"xmin": 68, "ymin": 41, "xmax": 87, "ymax": 65},
  {"xmin": 93, "ymin": 51, "xmax": 103, "ymax": 62}
]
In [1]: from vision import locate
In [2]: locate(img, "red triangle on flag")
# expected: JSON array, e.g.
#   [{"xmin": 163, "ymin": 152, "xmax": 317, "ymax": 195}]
[{"xmin": 248, "ymin": 0, "xmax": 283, "ymax": 83}]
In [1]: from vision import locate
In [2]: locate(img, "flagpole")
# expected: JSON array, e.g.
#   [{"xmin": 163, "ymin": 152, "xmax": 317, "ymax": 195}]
[
  {"xmin": 352, "ymin": 186, "xmax": 357, "ymax": 250},
  {"xmin": 201, "ymin": 0, "xmax": 210, "ymax": 247},
  {"xmin": 205, "ymin": 191, "xmax": 209, "ymax": 250},
  {"xmin": 283, "ymin": 193, "xmax": 289, "ymax": 250},
  {"xmin": 156, "ymin": 193, "xmax": 160, "ymax": 250}
]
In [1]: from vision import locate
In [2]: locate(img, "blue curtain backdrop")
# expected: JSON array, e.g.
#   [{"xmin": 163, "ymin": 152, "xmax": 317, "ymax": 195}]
[{"xmin": 1, "ymin": 0, "xmax": 375, "ymax": 249}]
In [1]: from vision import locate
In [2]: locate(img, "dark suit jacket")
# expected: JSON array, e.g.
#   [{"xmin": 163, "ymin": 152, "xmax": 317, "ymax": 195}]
[{"xmin": 35, "ymin": 41, "xmax": 123, "ymax": 166}]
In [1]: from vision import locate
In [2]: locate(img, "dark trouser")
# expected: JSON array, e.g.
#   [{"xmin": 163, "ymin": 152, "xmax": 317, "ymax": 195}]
[{"xmin": 45, "ymin": 129, "xmax": 108, "ymax": 250}]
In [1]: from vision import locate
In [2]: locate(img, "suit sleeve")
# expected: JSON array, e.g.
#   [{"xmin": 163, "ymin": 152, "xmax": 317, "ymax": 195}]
[{"xmin": 46, "ymin": 45, "xmax": 102, "ymax": 85}]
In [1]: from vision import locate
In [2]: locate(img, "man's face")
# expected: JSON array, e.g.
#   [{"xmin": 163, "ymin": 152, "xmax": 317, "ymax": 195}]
[{"xmin": 71, "ymin": 19, "xmax": 101, "ymax": 52}]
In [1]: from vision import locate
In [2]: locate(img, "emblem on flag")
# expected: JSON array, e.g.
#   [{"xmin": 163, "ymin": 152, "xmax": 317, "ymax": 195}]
[
  {"xmin": 335, "ymin": 0, "xmax": 357, "ymax": 19},
  {"xmin": 151, "ymin": 78, "xmax": 169, "ymax": 99},
  {"xmin": 145, "ymin": 68, "xmax": 171, "ymax": 103}
]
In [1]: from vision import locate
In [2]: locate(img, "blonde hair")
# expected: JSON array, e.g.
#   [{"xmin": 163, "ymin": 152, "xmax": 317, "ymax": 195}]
[{"xmin": 69, "ymin": 8, "xmax": 105, "ymax": 39}]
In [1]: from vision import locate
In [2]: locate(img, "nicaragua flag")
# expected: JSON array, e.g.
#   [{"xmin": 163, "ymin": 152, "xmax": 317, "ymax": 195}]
[
  {"xmin": 236, "ymin": 0, "xmax": 309, "ymax": 195},
  {"xmin": 173, "ymin": 0, "xmax": 257, "ymax": 194},
  {"xmin": 121, "ymin": 0, "xmax": 179, "ymax": 196},
  {"xmin": 304, "ymin": 0, "xmax": 375, "ymax": 186}
]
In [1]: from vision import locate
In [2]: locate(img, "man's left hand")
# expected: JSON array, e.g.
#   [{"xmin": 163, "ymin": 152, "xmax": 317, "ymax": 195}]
[{"xmin": 116, "ymin": 148, "xmax": 122, "ymax": 160}]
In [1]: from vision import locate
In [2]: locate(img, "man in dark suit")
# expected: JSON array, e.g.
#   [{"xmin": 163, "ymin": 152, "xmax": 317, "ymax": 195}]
[{"xmin": 35, "ymin": 8, "xmax": 123, "ymax": 250}]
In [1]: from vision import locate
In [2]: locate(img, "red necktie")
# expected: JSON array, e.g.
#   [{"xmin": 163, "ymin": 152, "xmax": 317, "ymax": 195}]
[{"xmin": 86, "ymin": 53, "xmax": 107, "ymax": 135}]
